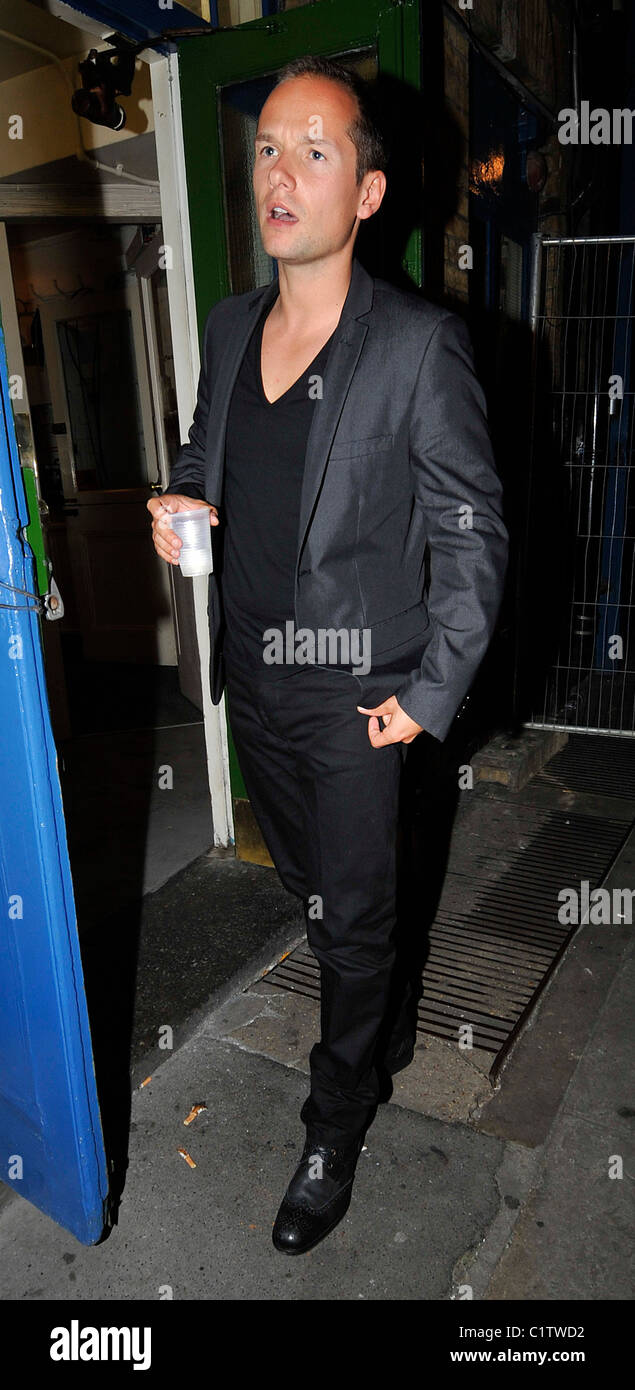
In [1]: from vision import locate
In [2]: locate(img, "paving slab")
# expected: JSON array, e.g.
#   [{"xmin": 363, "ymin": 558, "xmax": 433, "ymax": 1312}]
[
  {"xmin": 0, "ymin": 1031, "xmax": 505, "ymax": 1302},
  {"xmin": 478, "ymin": 946, "xmax": 635, "ymax": 1300},
  {"xmin": 210, "ymin": 980, "xmax": 493, "ymax": 1126}
]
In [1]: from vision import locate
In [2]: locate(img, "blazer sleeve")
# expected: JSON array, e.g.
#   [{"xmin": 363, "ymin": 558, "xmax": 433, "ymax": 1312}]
[
  {"xmin": 160, "ymin": 308, "xmax": 214, "ymax": 502},
  {"xmin": 394, "ymin": 312, "xmax": 509, "ymax": 743}
]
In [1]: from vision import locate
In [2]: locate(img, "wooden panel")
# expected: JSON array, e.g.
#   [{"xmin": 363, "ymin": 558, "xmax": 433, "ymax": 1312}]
[{"xmin": 59, "ymin": 489, "xmax": 179, "ymax": 665}]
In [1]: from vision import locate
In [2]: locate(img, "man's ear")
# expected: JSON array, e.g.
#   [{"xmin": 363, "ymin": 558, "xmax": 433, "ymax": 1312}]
[{"xmin": 357, "ymin": 169, "xmax": 387, "ymax": 221}]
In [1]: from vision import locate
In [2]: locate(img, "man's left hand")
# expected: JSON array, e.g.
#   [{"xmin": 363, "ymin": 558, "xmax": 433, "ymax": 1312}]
[{"xmin": 356, "ymin": 696, "xmax": 423, "ymax": 746}]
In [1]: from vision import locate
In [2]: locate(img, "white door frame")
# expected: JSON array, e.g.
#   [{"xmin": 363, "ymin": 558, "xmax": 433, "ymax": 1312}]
[
  {"xmin": 148, "ymin": 51, "xmax": 234, "ymax": 850},
  {"xmin": 138, "ymin": 272, "xmax": 171, "ymax": 487},
  {"xmin": 0, "ymin": 222, "xmax": 35, "ymax": 463}
]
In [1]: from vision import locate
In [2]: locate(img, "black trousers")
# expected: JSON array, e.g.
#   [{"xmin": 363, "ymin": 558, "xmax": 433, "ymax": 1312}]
[{"xmin": 225, "ymin": 640, "xmax": 425, "ymax": 1145}]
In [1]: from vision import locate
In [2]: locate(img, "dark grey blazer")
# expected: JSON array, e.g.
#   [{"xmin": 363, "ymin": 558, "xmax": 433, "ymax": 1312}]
[{"xmin": 163, "ymin": 256, "xmax": 509, "ymax": 742}]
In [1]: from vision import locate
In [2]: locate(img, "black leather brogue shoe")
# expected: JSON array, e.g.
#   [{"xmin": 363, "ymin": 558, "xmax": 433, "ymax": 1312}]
[{"xmin": 272, "ymin": 1134, "xmax": 363, "ymax": 1255}]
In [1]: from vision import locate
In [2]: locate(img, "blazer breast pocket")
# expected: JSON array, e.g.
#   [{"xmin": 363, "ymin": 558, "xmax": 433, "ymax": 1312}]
[{"xmin": 329, "ymin": 433, "xmax": 394, "ymax": 461}]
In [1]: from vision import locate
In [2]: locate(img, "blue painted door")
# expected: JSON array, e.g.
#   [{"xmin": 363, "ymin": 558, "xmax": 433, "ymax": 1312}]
[{"xmin": 0, "ymin": 320, "xmax": 108, "ymax": 1244}]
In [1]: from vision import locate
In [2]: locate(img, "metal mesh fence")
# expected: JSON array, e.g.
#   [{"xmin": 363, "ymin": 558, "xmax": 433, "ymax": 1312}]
[{"xmin": 522, "ymin": 235, "xmax": 635, "ymax": 736}]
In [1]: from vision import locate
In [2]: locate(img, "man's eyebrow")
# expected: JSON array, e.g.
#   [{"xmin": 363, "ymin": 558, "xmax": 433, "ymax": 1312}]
[
  {"xmin": 297, "ymin": 134, "xmax": 337, "ymax": 147},
  {"xmin": 254, "ymin": 131, "xmax": 338, "ymax": 147}
]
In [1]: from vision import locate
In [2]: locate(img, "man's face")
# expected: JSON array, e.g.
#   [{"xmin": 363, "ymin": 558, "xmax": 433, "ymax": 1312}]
[{"xmin": 253, "ymin": 74, "xmax": 380, "ymax": 266}]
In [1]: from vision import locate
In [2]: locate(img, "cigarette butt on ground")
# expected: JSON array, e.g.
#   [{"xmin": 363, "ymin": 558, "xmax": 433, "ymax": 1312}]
[
  {"xmin": 177, "ymin": 1147, "xmax": 197, "ymax": 1169},
  {"xmin": 139, "ymin": 1076, "xmax": 152, "ymax": 1088},
  {"xmin": 260, "ymin": 949, "xmax": 290, "ymax": 980},
  {"xmin": 183, "ymin": 1104, "xmax": 207, "ymax": 1126}
]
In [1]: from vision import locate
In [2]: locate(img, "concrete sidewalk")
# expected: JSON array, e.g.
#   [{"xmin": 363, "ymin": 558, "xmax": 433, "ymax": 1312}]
[{"xmin": 0, "ymin": 823, "xmax": 632, "ymax": 1301}]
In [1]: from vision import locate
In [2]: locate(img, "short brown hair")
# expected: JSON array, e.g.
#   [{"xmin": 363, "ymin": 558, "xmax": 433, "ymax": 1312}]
[{"xmin": 274, "ymin": 55, "xmax": 388, "ymax": 184}]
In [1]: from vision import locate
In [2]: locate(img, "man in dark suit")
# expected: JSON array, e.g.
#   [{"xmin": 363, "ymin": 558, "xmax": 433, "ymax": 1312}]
[{"xmin": 149, "ymin": 56, "xmax": 509, "ymax": 1255}]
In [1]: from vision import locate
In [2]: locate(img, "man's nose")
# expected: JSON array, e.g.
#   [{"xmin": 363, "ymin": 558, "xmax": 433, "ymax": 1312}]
[{"xmin": 269, "ymin": 157, "xmax": 295, "ymax": 189}]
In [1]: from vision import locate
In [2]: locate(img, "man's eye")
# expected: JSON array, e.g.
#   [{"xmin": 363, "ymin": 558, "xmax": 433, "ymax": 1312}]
[
  {"xmin": 260, "ymin": 145, "xmax": 276, "ymax": 157},
  {"xmin": 309, "ymin": 149, "xmax": 325, "ymax": 160}
]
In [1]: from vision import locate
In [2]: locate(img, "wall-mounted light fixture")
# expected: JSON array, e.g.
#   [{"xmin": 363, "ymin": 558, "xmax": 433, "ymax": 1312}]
[{"xmin": 71, "ymin": 43, "xmax": 138, "ymax": 132}]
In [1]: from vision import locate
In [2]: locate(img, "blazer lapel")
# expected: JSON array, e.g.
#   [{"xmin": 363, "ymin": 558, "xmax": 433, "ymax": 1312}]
[
  {"xmin": 203, "ymin": 257, "xmax": 375, "ymax": 559},
  {"xmin": 203, "ymin": 277, "xmax": 279, "ymax": 501},
  {"xmin": 297, "ymin": 257, "xmax": 374, "ymax": 561},
  {"xmin": 296, "ymin": 323, "xmax": 368, "ymax": 561}
]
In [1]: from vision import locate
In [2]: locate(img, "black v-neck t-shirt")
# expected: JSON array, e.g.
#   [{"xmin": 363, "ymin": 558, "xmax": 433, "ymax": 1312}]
[{"xmin": 221, "ymin": 304, "xmax": 335, "ymax": 679}]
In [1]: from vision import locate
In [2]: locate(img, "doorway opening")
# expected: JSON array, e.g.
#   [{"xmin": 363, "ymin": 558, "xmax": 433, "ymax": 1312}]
[{"xmin": 5, "ymin": 219, "xmax": 213, "ymax": 928}]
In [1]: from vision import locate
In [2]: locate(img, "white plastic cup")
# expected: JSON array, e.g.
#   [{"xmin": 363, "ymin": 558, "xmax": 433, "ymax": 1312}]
[{"xmin": 167, "ymin": 507, "xmax": 213, "ymax": 577}]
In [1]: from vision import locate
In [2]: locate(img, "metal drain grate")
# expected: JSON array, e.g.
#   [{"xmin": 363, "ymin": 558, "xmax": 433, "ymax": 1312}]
[
  {"xmin": 260, "ymin": 807, "xmax": 629, "ymax": 1076},
  {"xmin": 538, "ymin": 732, "xmax": 635, "ymax": 799}
]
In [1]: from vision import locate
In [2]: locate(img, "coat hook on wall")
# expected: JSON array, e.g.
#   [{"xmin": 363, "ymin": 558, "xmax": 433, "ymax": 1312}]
[
  {"xmin": 28, "ymin": 275, "xmax": 94, "ymax": 302},
  {"xmin": 54, "ymin": 275, "xmax": 94, "ymax": 299}
]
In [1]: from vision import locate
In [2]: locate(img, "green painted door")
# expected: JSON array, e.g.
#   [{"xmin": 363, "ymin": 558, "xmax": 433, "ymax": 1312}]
[{"xmin": 177, "ymin": 0, "xmax": 422, "ymax": 857}]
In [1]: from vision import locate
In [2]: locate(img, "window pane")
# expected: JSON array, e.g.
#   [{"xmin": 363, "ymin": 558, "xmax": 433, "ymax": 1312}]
[{"xmin": 57, "ymin": 310, "xmax": 147, "ymax": 490}]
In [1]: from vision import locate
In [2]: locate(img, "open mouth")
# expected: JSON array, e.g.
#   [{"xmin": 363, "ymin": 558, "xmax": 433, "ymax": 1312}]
[{"xmin": 267, "ymin": 204, "xmax": 298, "ymax": 223}]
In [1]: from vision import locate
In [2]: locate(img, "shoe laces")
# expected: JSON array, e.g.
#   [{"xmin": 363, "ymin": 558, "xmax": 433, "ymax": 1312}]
[{"xmin": 304, "ymin": 1136, "xmax": 361, "ymax": 1164}]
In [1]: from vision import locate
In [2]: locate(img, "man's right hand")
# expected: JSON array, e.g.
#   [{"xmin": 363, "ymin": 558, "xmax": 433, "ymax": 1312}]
[{"xmin": 147, "ymin": 493, "xmax": 219, "ymax": 566}]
